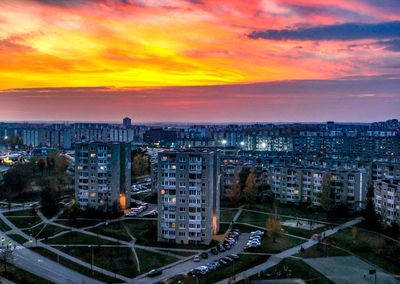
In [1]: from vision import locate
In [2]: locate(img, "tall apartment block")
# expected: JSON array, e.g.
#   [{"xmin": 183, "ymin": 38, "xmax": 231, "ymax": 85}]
[
  {"xmin": 157, "ymin": 149, "xmax": 220, "ymax": 245},
  {"xmin": 374, "ymin": 179, "xmax": 400, "ymax": 226},
  {"xmin": 75, "ymin": 142, "xmax": 131, "ymax": 212},
  {"xmin": 270, "ymin": 166, "xmax": 367, "ymax": 209}
]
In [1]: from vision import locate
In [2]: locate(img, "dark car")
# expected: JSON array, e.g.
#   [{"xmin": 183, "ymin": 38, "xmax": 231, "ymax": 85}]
[
  {"xmin": 201, "ymin": 252, "xmax": 208, "ymax": 259},
  {"xmin": 217, "ymin": 244, "xmax": 226, "ymax": 252},
  {"xmin": 210, "ymin": 248, "xmax": 219, "ymax": 255},
  {"xmin": 223, "ymin": 256, "xmax": 234, "ymax": 263},
  {"xmin": 223, "ymin": 243, "xmax": 231, "ymax": 250},
  {"xmin": 147, "ymin": 269, "xmax": 162, "ymax": 277}
]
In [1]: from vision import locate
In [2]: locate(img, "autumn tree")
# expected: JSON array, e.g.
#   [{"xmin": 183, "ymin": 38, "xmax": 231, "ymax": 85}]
[
  {"xmin": 132, "ymin": 154, "xmax": 149, "ymax": 178},
  {"xmin": 266, "ymin": 216, "xmax": 282, "ymax": 243},
  {"xmin": 243, "ymin": 170, "xmax": 257, "ymax": 204},
  {"xmin": 227, "ymin": 179, "xmax": 241, "ymax": 205}
]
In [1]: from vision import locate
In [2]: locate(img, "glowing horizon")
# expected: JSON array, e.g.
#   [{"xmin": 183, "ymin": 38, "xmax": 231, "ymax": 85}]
[{"xmin": 0, "ymin": 0, "xmax": 399, "ymax": 121}]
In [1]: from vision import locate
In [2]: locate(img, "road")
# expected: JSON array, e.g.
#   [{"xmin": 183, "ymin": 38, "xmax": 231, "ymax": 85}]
[
  {"xmin": 132, "ymin": 233, "xmax": 251, "ymax": 284},
  {"xmin": 215, "ymin": 217, "xmax": 364, "ymax": 284},
  {"xmin": 0, "ymin": 230, "xmax": 102, "ymax": 284}
]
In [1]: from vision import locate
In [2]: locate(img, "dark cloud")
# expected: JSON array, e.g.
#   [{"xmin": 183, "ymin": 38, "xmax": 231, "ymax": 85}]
[
  {"xmin": 377, "ymin": 39, "xmax": 400, "ymax": 52},
  {"xmin": 248, "ymin": 21, "xmax": 400, "ymax": 41}
]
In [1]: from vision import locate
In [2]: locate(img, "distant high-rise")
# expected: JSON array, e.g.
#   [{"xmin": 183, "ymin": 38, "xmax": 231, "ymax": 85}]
[
  {"xmin": 123, "ymin": 117, "xmax": 132, "ymax": 128},
  {"xmin": 157, "ymin": 149, "xmax": 220, "ymax": 245},
  {"xmin": 75, "ymin": 142, "xmax": 131, "ymax": 212}
]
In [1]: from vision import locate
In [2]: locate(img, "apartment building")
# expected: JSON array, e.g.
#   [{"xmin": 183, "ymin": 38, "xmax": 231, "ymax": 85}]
[
  {"xmin": 374, "ymin": 179, "xmax": 400, "ymax": 226},
  {"xmin": 75, "ymin": 142, "xmax": 131, "ymax": 212},
  {"xmin": 157, "ymin": 149, "xmax": 220, "ymax": 245},
  {"xmin": 269, "ymin": 166, "xmax": 367, "ymax": 209}
]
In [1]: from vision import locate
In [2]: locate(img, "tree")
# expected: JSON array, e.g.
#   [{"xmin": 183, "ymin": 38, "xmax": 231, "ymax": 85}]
[
  {"xmin": 239, "ymin": 168, "xmax": 251, "ymax": 190},
  {"xmin": 132, "ymin": 154, "xmax": 149, "ymax": 178},
  {"xmin": 266, "ymin": 216, "xmax": 282, "ymax": 243},
  {"xmin": 226, "ymin": 179, "xmax": 240, "ymax": 205},
  {"xmin": 319, "ymin": 173, "xmax": 334, "ymax": 212},
  {"xmin": 243, "ymin": 170, "xmax": 257, "ymax": 204},
  {"xmin": 362, "ymin": 183, "xmax": 381, "ymax": 230},
  {"xmin": 40, "ymin": 178, "xmax": 59, "ymax": 217}
]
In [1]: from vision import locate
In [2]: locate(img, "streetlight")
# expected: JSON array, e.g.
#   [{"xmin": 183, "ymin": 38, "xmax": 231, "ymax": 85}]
[
  {"xmin": 221, "ymin": 139, "xmax": 227, "ymax": 146},
  {"xmin": 88, "ymin": 245, "xmax": 94, "ymax": 275},
  {"xmin": 240, "ymin": 141, "xmax": 245, "ymax": 147}
]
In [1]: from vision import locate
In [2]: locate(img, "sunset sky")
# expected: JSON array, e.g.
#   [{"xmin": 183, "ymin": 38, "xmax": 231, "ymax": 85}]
[{"xmin": 0, "ymin": 0, "xmax": 399, "ymax": 122}]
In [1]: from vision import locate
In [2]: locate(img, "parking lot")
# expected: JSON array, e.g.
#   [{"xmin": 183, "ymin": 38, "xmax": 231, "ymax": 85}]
[{"xmin": 133, "ymin": 232, "xmax": 251, "ymax": 283}]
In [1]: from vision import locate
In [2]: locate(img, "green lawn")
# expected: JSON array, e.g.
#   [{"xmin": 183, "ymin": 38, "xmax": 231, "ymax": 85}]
[
  {"xmin": 167, "ymin": 254, "xmax": 269, "ymax": 284},
  {"xmin": 6, "ymin": 233, "xmax": 27, "ymax": 244},
  {"xmin": 220, "ymin": 208, "xmax": 238, "ymax": 222},
  {"xmin": 296, "ymin": 243, "xmax": 350, "ymax": 258},
  {"xmin": 45, "ymin": 231, "xmax": 117, "ymax": 245},
  {"xmin": 24, "ymin": 224, "xmax": 65, "ymax": 240},
  {"xmin": 246, "ymin": 203, "xmax": 328, "ymax": 221},
  {"xmin": 4, "ymin": 209, "xmax": 37, "ymax": 217},
  {"xmin": 31, "ymin": 247, "xmax": 117, "ymax": 283},
  {"xmin": 251, "ymin": 257, "xmax": 333, "ymax": 283},
  {"xmin": 136, "ymin": 248, "xmax": 179, "ymax": 272},
  {"xmin": 55, "ymin": 219, "xmax": 104, "ymax": 228},
  {"xmin": 237, "ymin": 210, "xmax": 269, "ymax": 227},
  {"xmin": 0, "ymin": 262, "xmax": 52, "ymax": 284},
  {"xmin": 284, "ymin": 225, "xmax": 326, "ymax": 239},
  {"xmin": 6, "ymin": 216, "xmax": 42, "ymax": 229},
  {"xmin": 218, "ymin": 223, "xmax": 230, "ymax": 234},
  {"xmin": 260, "ymin": 234, "xmax": 303, "ymax": 254},
  {"xmin": 0, "ymin": 218, "xmax": 11, "ymax": 232},
  {"xmin": 327, "ymin": 228, "xmax": 400, "ymax": 274}
]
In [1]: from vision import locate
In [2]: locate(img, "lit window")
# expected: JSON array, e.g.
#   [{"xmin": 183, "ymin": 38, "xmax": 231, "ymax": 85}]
[{"xmin": 90, "ymin": 153, "xmax": 97, "ymax": 158}]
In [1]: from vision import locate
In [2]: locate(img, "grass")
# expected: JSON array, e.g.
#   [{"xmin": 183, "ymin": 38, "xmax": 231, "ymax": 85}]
[
  {"xmin": 327, "ymin": 228, "xmax": 400, "ymax": 274},
  {"xmin": 55, "ymin": 219, "xmax": 103, "ymax": 228},
  {"xmin": 237, "ymin": 210, "xmax": 270, "ymax": 227},
  {"xmin": 31, "ymin": 247, "xmax": 117, "ymax": 283},
  {"xmin": 260, "ymin": 234, "xmax": 304, "ymax": 254},
  {"xmin": 0, "ymin": 262, "xmax": 52, "ymax": 284},
  {"xmin": 6, "ymin": 216, "xmax": 42, "ymax": 229},
  {"xmin": 251, "ymin": 257, "xmax": 333, "ymax": 283},
  {"xmin": 136, "ymin": 248, "xmax": 179, "ymax": 272},
  {"xmin": 0, "ymin": 218, "xmax": 11, "ymax": 232},
  {"xmin": 4, "ymin": 209, "xmax": 37, "ymax": 217},
  {"xmin": 220, "ymin": 208, "xmax": 238, "ymax": 222},
  {"xmin": 24, "ymin": 224, "xmax": 65, "ymax": 240},
  {"xmin": 6, "ymin": 233, "xmax": 27, "ymax": 244},
  {"xmin": 218, "ymin": 223, "xmax": 230, "ymax": 234},
  {"xmin": 245, "ymin": 203, "xmax": 328, "ymax": 221},
  {"xmin": 296, "ymin": 243, "xmax": 350, "ymax": 258},
  {"xmin": 166, "ymin": 254, "xmax": 269, "ymax": 284},
  {"xmin": 284, "ymin": 225, "xmax": 326, "ymax": 239},
  {"xmin": 45, "ymin": 231, "xmax": 117, "ymax": 245},
  {"xmin": 158, "ymin": 249, "xmax": 197, "ymax": 257}
]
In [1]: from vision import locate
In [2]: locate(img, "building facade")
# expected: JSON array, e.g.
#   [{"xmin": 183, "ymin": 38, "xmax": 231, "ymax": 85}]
[
  {"xmin": 157, "ymin": 149, "xmax": 220, "ymax": 245},
  {"xmin": 75, "ymin": 142, "xmax": 131, "ymax": 212},
  {"xmin": 374, "ymin": 179, "xmax": 400, "ymax": 226}
]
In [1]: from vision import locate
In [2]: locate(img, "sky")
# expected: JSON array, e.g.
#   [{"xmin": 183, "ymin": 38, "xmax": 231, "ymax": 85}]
[{"xmin": 0, "ymin": 0, "xmax": 399, "ymax": 122}]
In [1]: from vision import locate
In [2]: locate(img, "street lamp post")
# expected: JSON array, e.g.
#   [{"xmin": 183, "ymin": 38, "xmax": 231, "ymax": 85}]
[{"xmin": 88, "ymin": 245, "xmax": 94, "ymax": 275}]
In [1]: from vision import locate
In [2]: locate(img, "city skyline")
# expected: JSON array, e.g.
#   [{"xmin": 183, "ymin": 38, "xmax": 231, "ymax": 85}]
[{"xmin": 1, "ymin": 0, "xmax": 400, "ymax": 121}]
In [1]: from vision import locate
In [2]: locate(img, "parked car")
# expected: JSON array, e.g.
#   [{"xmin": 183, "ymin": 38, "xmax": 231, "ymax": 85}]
[
  {"xmin": 210, "ymin": 248, "xmax": 219, "ymax": 255},
  {"xmin": 218, "ymin": 258, "xmax": 228, "ymax": 265},
  {"xmin": 229, "ymin": 254, "xmax": 240, "ymax": 260},
  {"xmin": 147, "ymin": 269, "xmax": 162, "ymax": 277},
  {"xmin": 217, "ymin": 244, "xmax": 226, "ymax": 252},
  {"xmin": 200, "ymin": 252, "xmax": 208, "ymax": 259},
  {"xmin": 193, "ymin": 255, "xmax": 201, "ymax": 262}
]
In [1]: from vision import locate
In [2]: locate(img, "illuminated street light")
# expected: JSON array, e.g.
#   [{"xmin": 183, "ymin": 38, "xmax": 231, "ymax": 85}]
[
  {"xmin": 261, "ymin": 142, "xmax": 267, "ymax": 148},
  {"xmin": 240, "ymin": 141, "xmax": 245, "ymax": 146},
  {"xmin": 221, "ymin": 139, "xmax": 227, "ymax": 145}
]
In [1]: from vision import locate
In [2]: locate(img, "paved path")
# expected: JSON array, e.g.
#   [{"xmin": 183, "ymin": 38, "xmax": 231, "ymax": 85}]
[
  {"xmin": 132, "ymin": 233, "xmax": 251, "ymax": 284},
  {"xmin": 215, "ymin": 217, "xmax": 363, "ymax": 284},
  {"xmin": 304, "ymin": 256, "xmax": 400, "ymax": 284}
]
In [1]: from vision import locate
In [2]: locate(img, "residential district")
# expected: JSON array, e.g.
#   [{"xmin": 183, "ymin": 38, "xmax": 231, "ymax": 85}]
[{"xmin": 0, "ymin": 118, "xmax": 399, "ymax": 283}]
